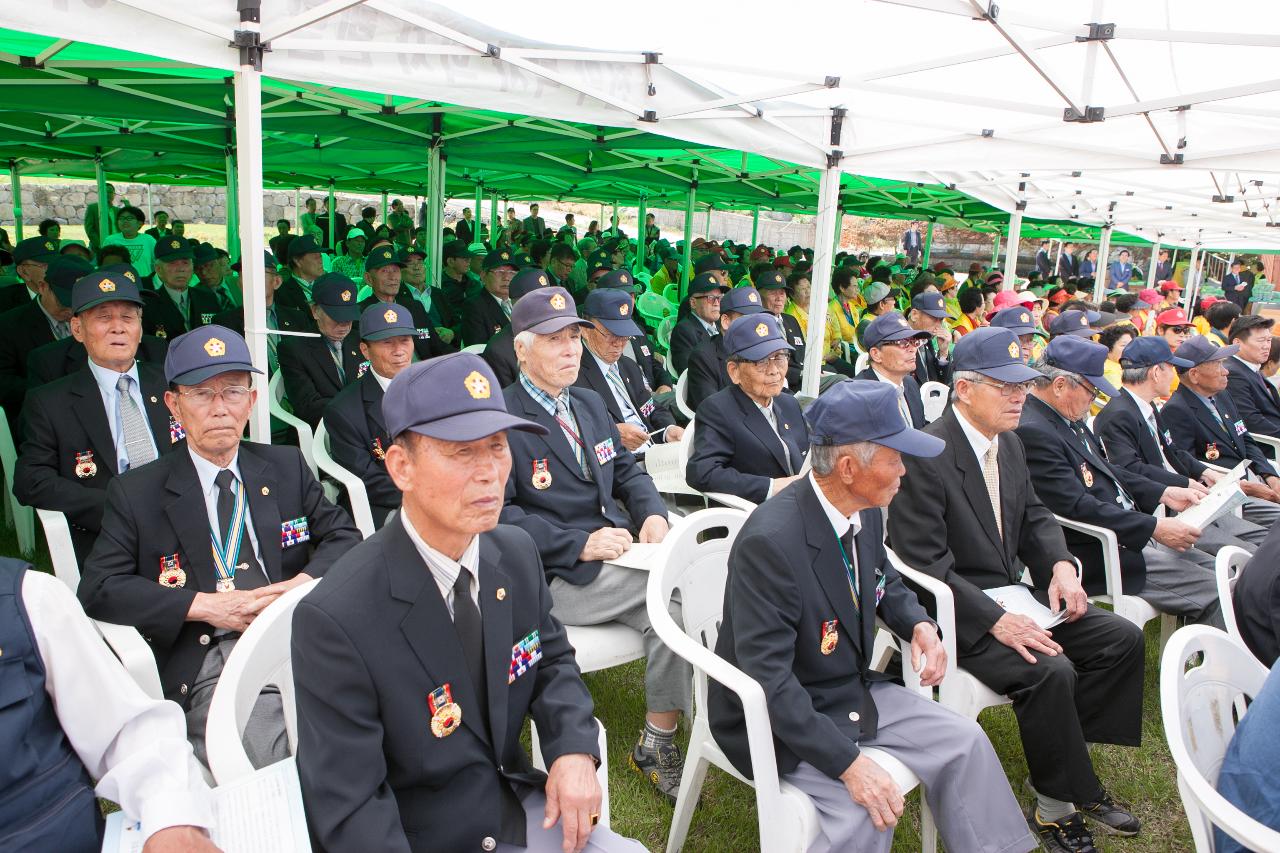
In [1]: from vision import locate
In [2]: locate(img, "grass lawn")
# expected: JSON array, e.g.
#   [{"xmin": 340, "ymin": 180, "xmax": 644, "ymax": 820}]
[{"xmin": 5, "ymin": 519, "xmax": 1191, "ymax": 851}]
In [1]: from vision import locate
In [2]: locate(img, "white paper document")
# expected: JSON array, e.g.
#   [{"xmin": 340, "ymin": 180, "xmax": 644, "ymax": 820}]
[
  {"xmin": 605, "ymin": 542, "xmax": 661, "ymax": 572},
  {"xmin": 983, "ymin": 584, "xmax": 1068, "ymax": 630},
  {"xmin": 102, "ymin": 757, "xmax": 311, "ymax": 853},
  {"xmin": 1177, "ymin": 461, "xmax": 1249, "ymax": 531}
]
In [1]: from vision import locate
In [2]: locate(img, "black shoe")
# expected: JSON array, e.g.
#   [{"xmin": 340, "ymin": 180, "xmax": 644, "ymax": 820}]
[
  {"xmin": 1079, "ymin": 790, "xmax": 1141, "ymax": 836},
  {"xmin": 629, "ymin": 735, "xmax": 684, "ymax": 803},
  {"xmin": 1029, "ymin": 810, "xmax": 1097, "ymax": 853}
]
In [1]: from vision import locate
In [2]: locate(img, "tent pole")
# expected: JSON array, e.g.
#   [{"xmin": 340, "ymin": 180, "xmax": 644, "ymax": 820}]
[
  {"xmin": 1186, "ymin": 244, "xmax": 1202, "ymax": 312},
  {"xmin": 473, "ymin": 181, "xmax": 483, "ymax": 244},
  {"xmin": 704, "ymin": 205, "xmax": 712, "ymax": 240},
  {"xmin": 8, "ymin": 163, "xmax": 22, "ymax": 242},
  {"xmin": 380, "ymin": 190, "xmax": 388, "ymax": 228},
  {"xmin": 294, "ymin": 188, "xmax": 300, "ymax": 229},
  {"xmin": 94, "ymin": 156, "xmax": 110, "ymax": 248},
  {"xmin": 225, "ymin": 151, "xmax": 239, "ymax": 262},
  {"xmin": 922, "ymin": 220, "xmax": 935, "ymax": 267},
  {"xmin": 751, "ymin": 206, "xmax": 759, "ymax": 247},
  {"xmin": 490, "ymin": 194, "xmax": 499, "ymax": 246},
  {"xmin": 434, "ymin": 154, "xmax": 447, "ymax": 289},
  {"xmin": 426, "ymin": 145, "xmax": 443, "ymax": 290},
  {"xmin": 1002, "ymin": 210, "xmax": 1023, "ymax": 290},
  {"xmin": 634, "ymin": 194, "xmax": 647, "ymax": 274},
  {"xmin": 326, "ymin": 181, "xmax": 336, "ymax": 251},
  {"xmin": 233, "ymin": 5, "xmax": 269, "ymax": 443},
  {"xmin": 801, "ymin": 166, "xmax": 840, "ymax": 400},
  {"xmin": 991, "ymin": 233, "xmax": 1001, "ymax": 267},
  {"xmin": 1093, "ymin": 225, "xmax": 1113, "ymax": 302},
  {"xmin": 145, "ymin": 184, "xmax": 153, "ymax": 225},
  {"xmin": 680, "ymin": 177, "xmax": 696, "ymax": 302},
  {"xmin": 832, "ymin": 206, "xmax": 842, "ymax": 256},
  {"xmin": 1147, "ymin": 240, "xmax": 1162, "ymax": 283},
  {"xmin": 1052, "ymin": 239, "xmax": 1063, "ymax": 279},
  {"xmin": 611, "ymin": 200, "xmax": 618, "ymax": 235}
]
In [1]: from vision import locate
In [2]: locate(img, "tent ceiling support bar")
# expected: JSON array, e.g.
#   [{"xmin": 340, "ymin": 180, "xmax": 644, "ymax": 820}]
[
  {"xmin": 33, "ymin": 39, "xmax": 74, "ymax": 66},
  {"xmin": 966, "ymin": 0, "xmax": 1083, "ymax": 116},
  {"xmin": 260, "ymin": 0, "xmax": 370, "ymax": 43},
  {"xmin": 8, "ymin": 163, "xmax": 22, "ymax": 242}
]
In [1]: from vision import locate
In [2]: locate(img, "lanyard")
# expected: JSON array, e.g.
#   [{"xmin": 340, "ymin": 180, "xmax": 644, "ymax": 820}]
[
  {"xmin": 210, "ymin": 478, "xmax": 247, "ymax": 585},
  {"xmin": 835, "ymin": 535, "xmax": 861, "ymax": 612}
]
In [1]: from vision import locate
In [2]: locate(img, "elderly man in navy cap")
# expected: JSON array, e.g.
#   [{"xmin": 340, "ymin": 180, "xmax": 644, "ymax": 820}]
[
  {"xmin": 1161, "ymin": 335, "xmax": 1280, "ymax": 529},
  {"xmin": 856, "ymin": 311, "xmax": 930, "ymax": 428},
  {"xmin": 461, "ymin": 248, "xmax": 520, "ymax": 347},
  {"xmin": 0, "ymin": 245, "xmax": 80, "ymax": 421},
  {"xmin": 576, "ymin": 288, "xmax": 680, "ymax": 456},
  {"xmin": 212, "ymin": 250, "xmax": 310, "ymax": 375},
  {"xmin": 294, "ymin": 353, "xmax": 647, "ymax": 853},
  {"xmin": 711, "ymin": 379, "xmax": 1036, "ymax": 853},
  {"xmin": 593, "ymin": 268, "xmax": 674, "ymax": 396},
  {"xmin": 483, "ymin": 268, "xmax": 553, "ymax": 389},
  {"xmin": 755, "ymin": 268, "xmax": 807, "ymax": 388},
  {"xmin": 668, "ymin": 271, "xmax": 729, "ymax": 375},
  {"xmin": 79, "ymin": 325, "xmax": 360, "ymax": 766},
  {"xmin": 323, "ymin": 302, "xmax": 420, "ymax": 529},
  {"xmin": 277, "ymin": 234, "xmax": 327, "ymax": 310},
  {"xmin": 907, "ymin": 291, "xmax": 951, "ymax": 384},
  {"xmin": 278, "ymin": 272, "xmax": 365, "ymax": 427},
  {"xmin": 500, "ymin": 287, "xmax": 690, "ymax": 800},
  {"xmin": 359, "ymin": 243, "xmax": 456, "ymax": 362},
  {"xmin": 687, "ymin": 314, "xmax": 808, "ymax": 504},
  {"xmin": 989, "ymin": 306, "xmax": 1040, "ymax": 363},
  {"xmin": 889, "ymin": 327, "xmax": 1146, "ymax": 852},
  {"xmin": 687, "ymin": 285, "xmax": 769, "ymax": 411},
  {"xmin": 142, "ymin": 237, "xmax": 222, "ymax": 340},
  {"xmin": 15, "ymin": 269, "xmax": 174, "ymax": 563},
  {"xmin": 1016, "ymin": 335, "xmax": 1224, "ymax": 628},
  {"xmin": 3, "ymin": 233, "xmax": 58, "ymax": 311}
]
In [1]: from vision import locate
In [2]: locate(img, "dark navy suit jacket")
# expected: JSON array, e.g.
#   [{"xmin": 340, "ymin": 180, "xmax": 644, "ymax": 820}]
[{"xmin": 686, "ymin": 385, "xmax": 808, "ymax": 504}]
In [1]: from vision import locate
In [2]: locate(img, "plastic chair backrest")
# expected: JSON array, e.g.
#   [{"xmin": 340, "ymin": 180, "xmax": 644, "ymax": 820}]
[
  {"xmin": 1160, "ymin": 625, "xmax": 1280, "ymax": 853},
  {"xmin": 37, "ymin": 508, "xmax": 81, "ymax": 590},
  {"xmin": 268, "ymin": 372, "xmax": 318, "ymax": 478},
  {"xmin": 919, "ymin": 380, "xmax": 949, "ymax": 423},
  {"xmin": 662, "ymin": 283, "xmax": 680, "ymax": 305},
  {"xmin": 675, "ymin": 370, "xmax": 695, "ymax": 420},
  {"xmin": 636, "ymin": 291, "xmax": 674, "ymax": 323},
  {"xmin": 1215, "ymin": 546, "xmax": 1253, "ymax": 659},
  {"xmin": 656, "ymin": 315, "xmax": 676, "ymax": 352},
  {"xmin": 205, "ymin": 578, "xmax": 321, "ymax": 785},
  {"xmin": 313, "ymin": 422, "xmax": 376, "ymax": 538},
  {"xmin": 0, "ymin": 405, "xmax": 35, "ymax": 556},
  {"xmin": 462, "ymin": 343, "xmax": 486, "ymax": 354},
  {"xmin": 854, "ymin": 351, "xmax": 870, "ymax": 374}
]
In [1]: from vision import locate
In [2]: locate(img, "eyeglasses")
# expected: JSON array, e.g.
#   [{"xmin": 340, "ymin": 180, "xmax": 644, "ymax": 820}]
[
  {"xmin": 971, "ymin": 377, "xmax": 1034, "ymax": 397},
  {"xmin": 884, "ymin": 337, "xmax": 926, "ymax": 350},
  {"xmin": 177, "ymin": 386, "xmax": 251, "ymax": 407},
  {"xmin": 1168, "ymin": 326, "xmax": 1194, "ymax": 336},
  {"xmin": 694, "ymin": 294, "xmax": 723, "ymax": 303},
  {"xmin": 1067, "ymin": 376, "xmax": 1103, "ymax": 400},
  {"xmin": 748, "ymin": 352, "xmax": 791, "ymax": 371}
]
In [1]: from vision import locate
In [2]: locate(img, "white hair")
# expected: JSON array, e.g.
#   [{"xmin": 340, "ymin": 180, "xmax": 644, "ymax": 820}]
[{"xmin": 809, "ymin": 441, "xmax": 880, "ymax": 476}]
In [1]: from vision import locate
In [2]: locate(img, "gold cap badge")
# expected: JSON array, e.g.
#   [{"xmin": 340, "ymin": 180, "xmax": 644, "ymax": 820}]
[
  {"xmin": 549, "ymin": 293, "xmax": 566, "ymax": 310},
  {"xmin": 383, "ymin": 309, "xmax": 398, "ymax": 323},
  {"xmin": 341, "ymin": 290, "xmax": 352, "ymax": 302},
  {"xmin": 538, "ymin": 274, "xmax": 547, "ymax": 286},
  {"xmin": 170, "ymin": 240, "xmax": 180, "ymax": 249},
  {"xmin": 204, "ymin": 337, "xmax": 226, "ymax": 357},
  {"xmin": 98, "ymin": 278, "xmax": 116, "ymax": 293},
  {"xmin": 1007, "ymin": 341, "xmax": 1020, "ymax": 358},
  {"xmin": 755, "ymin": 322, "xmax": 769, "ymax": 338},
  {"xmin": 748, "ymin": 291, "xmax": 758, "ymax": 302},
  {"xmin": 465, "ymin": 370, "xmax": 491, "ymax": 400},
  {"xmin": 619, "ymin": 303, "xmax": 630, "ymax": 316}
]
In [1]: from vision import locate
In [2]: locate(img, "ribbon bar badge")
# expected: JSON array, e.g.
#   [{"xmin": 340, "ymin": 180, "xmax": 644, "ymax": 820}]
[{"xmin": 509, "ymin": 630, "xmax": 543, "ymax": 683}]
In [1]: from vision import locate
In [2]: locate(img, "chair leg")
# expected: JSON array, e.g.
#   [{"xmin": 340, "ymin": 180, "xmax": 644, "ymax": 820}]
[
  {"xmin": 665, "ymin": 734, "xmax": 711, "ymax": 853},
  {"xmin": 14, "ymin": 504, "xmax": 34, "ymax": 558},
  {"xmin": 920, "ymin": 793, "xmax": 938, "ymax": 853},
  {"xmin": 1158, "ymin": 614, "xmax": 1178, "ymax": 653}
]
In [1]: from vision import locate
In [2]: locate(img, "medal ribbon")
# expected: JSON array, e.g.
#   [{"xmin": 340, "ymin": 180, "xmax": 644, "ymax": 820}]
[
  {"xmin": 835, "ymin": 535, "xmax": 861, "ymax": 613},
  {"xmin": 210, "ymin": 477, "xmax": 247, "ymax": 585}
]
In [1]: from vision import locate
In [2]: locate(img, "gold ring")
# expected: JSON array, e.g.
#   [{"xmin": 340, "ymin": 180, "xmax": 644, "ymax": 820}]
[{"xmin": 590, "ymin": 813, "xmax": 600, "ymax": 826}]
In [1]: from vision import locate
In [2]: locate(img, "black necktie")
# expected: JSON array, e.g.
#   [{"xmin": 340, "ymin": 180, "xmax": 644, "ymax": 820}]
[
  {"xmin": 451, "ymin": 569, "xmax": 488, "ymax": 718},
  {"xmin": 214, "ymin": 469, "xmax": 264, "ymax": 591},
  {"xmin": 840, "ymin": 525, "xmax": 880, "ymax": 738}
]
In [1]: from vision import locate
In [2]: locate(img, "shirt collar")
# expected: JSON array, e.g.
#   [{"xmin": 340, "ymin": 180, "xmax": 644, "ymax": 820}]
[
  {"xmin": 188, "ymin": 444, "xmax": 242, "ymax": 498},
  {"xmin": 953, "ymin": 407, "xmax": 994, "ymax": 465},
  {"xmin": 1234, "ymin": 354, "xmax": 1261, "ymax": 373},
  {"xmin": 372, "ymin": 368, "xmax": 393, "ymax": 392},
  {"xmin": 401, "ymin": 510, "xmax": 479, "ymax": 576},
  {"xmin": 696, "ymin": 315, "xmax": 718, "ymax": 336},
  {"xmin": 519, "ymin": 371, "xmax": 568, "ymax": 416},
  {"xmin": 86, "ymin": 357, "xmax": 140, "ymax": 398},
  {"xmin": 586, "ymin": 343, "xmax": 617, "ymax": 376},
  {"xmin": 1124, "ymin": 386, "xmax": 1156, "ymax": 421},
  {"xmin": 809, "ymin": 472, "xmax": 862, "ymax": 539},
  {"xmin": 162, "ymin": 284, "xmax": 188, "ymax": 304},
  {"xmin": 870, "ymin": 365, "xmax": 904, "ymax": 389}
]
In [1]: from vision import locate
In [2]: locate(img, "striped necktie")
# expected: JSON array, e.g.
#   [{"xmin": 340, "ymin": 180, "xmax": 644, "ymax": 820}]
[
  {"xmin": 606, "ymin": 363, "xmax": 646, "ymax": 429},
  {"xmin": 328, "ymin": 341, "xmax": 346, "ymax": 383},
  {"xmin": 554, "ymin": 396, "xmax": 590, "ymax": 477},
  {"xmin": 116, "ymin": 375, "xmax": 157, "ymax": 470}
]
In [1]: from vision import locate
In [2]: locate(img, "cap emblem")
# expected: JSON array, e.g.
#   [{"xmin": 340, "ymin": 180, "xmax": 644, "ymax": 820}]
[
  {"xmin": 538, "ymin": 274, "xmax": 547, "ymax": 286},
  {"xmin": 549, "ymin": 293, "xmax": 567, "ymax": 311},
  {"xmin": 44, "ymin": 241, "xmax": 54, "ymax": 251},
  {"xmin": 382, "ymin": 249, "xmax": 391, "ymax": 259},
  {"xmin": 500, "ymin": 252, "xmax": 509, "ymax": 260},
  {"xmin": 383, "ymin": 309, "xmax": 398, "ymax": 323},
  {"xmin": 1080, "ymin": 316, "xmax": 1088, "ymax": 326},
  {"xmin": 747, "ymin": 291, "xmax": 758, "ymax": 303},
  {"xmin": 170, "ymin": 240, "xmax": 180, "ymax": 249},
  {"xmin": 1008, "ymin": 341, "xmax": 1020, "ymax": 358},
  {"xmin": 755, "ymin": 323, "xmax": 769, "ymax": 338},
  {"xmin": 204, "ymin": 337, "xmax": 226, "ymax": 357},
  {"xmin": 123, "ymin": 270, "xmax": 136, "ymax": 282},
  {"xmin": 464, "ymin": 370, "xmax": 491, "ymax": 400},
  {"xmin": 1020, "ymin": 312, "xmax": 1030, "ymax": 323},
  {"xmin": 621, "ymin": 274, "xmax": 629, "ymax": 284},
  {"xmin": 619, "ymin": 303, "xmax": 630, "ymax": 316},
  {"xmin": 98, "ymin": 278, "xmax": 116, "ymax": 293},
  {"xmin": 341, "ymin": 290, "xmax": 352, "ymax": 302}
]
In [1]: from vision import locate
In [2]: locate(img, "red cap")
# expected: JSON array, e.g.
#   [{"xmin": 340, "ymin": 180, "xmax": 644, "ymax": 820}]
[
  {"xmin": 1159, "ymin": 279, "xmax": 1182, "ymax": 293},
  {"xmin": 1157, "ymin": 307, "xmax": 1190, "ymax": 327},
  {"xmin": 749, "ymin": 246, "xmax": 770, "ymax": 263},
  {"xmin": 1049, "ymin": 290, "xmax": 1071, "ymax": 305},
  {"xmin": 1199, "ymin": 295, "xmax": 1222, "ymax": 310},
  {"xmin": 772, "ymin": 256, "xmax": 792, "ymax": 269},
  {"xmin": 992, "ymin": 290, "xmax": 1019, "ymax": 311}
]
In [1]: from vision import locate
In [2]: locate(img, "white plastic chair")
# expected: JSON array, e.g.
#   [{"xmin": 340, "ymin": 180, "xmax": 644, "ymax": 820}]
[
  {"xmin": 565, "ymin": 623, "xmax": 646, "ymax": 674},
  {"xmin": 1213, "ymin": 545, "xmax": 1260, "ymax": 665},
  {"xmin": 268, "ymin": 372, "xmax": 319, "ymax": 479},
  {"xmin": 1250, "ymin": 431, "xmax": 1280, "ymax": 461},
  {"xmin": 462, "ymin": 343, "xmax": 487, "ymax": 354},
  {"xmin": 0, "ymin": 405, "xmax": 35, "ymax": 556},
  {"xmin": 313, "ymin": 422, "xmax": 377, "ymax": 538},
  {"xmin": 206, "ymin": 578, "xmax": 320, "ymax": 784},
  {"xmin": 530, "ymin": 719, "xmax": 614, "ymax": 829},
  {"xmin": 675, "ymin": 418, "xmax": 760, "ymax": 513},
  {"xmin": 919, "ymin": 381, "xmax": 949, "ymax": 423},
  {"xmin": 854, "ymin": 351, "xmax": 870, "ymax": 374},
  {"xmin": 1054, "ymin": 514, "xmax": 1178, "ymax": 647},
  {"xmin": 647, "ymin": 508, "xmax": 936, "ymax": 853},
  {"xmin": 1160, "ymin": 625, "xmax": 1280, "ymax": 853},
  {"xmin": 674, "ymin": 370, "xmax": 695, "ymax": 420},
  {"xmin": 36, "ymin": 508, "xmax": 163, "ymax": 699}
]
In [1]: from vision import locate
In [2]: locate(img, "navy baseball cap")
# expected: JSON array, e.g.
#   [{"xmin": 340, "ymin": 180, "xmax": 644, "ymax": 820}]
[
  {"xmin": 597, "ymin": 268, "xmax": 639, "ymax": 292},
  {"xmin": 689, "ymin": 271, "xmax": 729, "ymax": 296},
  {"xmin": 583, "ymin": 289, "xmax": 642, "ymax": 338},
  {"xmin": 310, "ymin": 272, "xmax": 362, "ymax": 322},
  {"xmin": 45, "ymin": 256, "xmax": 95, "ymax": 305},
  {"xmin": 1175, "ymin": 335, "xmax": 1240, "ymax": 367},
  {"xmin": 165, "ymin": 325, "xmax": 263, "ymax": 386},
  {"xmin": 510, "ymin": 268, "xmax": 552, "ymax": 302},
  {"xmin": 586, "ymin": 249, "xmax": 613, "ymax": 277},
  {"xmin": 193, "ymin": 242, "xmax": 219, "ymax": 266},
  {"xmin": 365, "ymin": 244, "xmax": 404, "ymax": 272},
  {"xmin": 754, "ymin": 269, "xmax": 787, "ymax": 291},
  {"xmin": 864, "ymin": 311, "xmax": 930, "ymax": 348},
  {"xmin": 951, "ymin": 327, "xmax": 1042, "ymax": 384},
  {"xmin": 511, "ymin": 287, "xmax": 591, "ymax": 336},
  {"xmin": 1119, "ymin": 336, "xmax": 1193, "ymax": 370},
  {"xmin": 721, "ymin": 286, "xmax": 765, "ymax": 316},
  {"xmin": 1042, "ymin": 335, "xmax": 1118, "ymax": 398},
  {"xmin": 399, "ymin": 245, "xmax": 427, "ymax": 261},
  {"xmin": 359, "ymin": 302, "xmax": 417, "ymax": 341},
  {"xmin": 383, "ymin": 353, "xmax": 548, "ymax": 441},
  {"xmin": 287, "ymin": 235, "xmax": 324, "ymax": 261},
  {"xmin": 724, "ymin": 313, "xmax": 792, "ymax": 362},
  {"xmin": 71, "ymin": 270, "xmax": 145, "ymax": 315},
  {"xmin": 154, "ymin": 236, "xmax": 194, "ymax": 263},
  {"xmin": 483, "ymin": 248, "xmax": 519, "ymax": 272},
  {"xmin": 1048, "ymin": 309, "xmax": 1101, "ymax": 338},
  {"xmin": 805, "ymin": 379, "xmax": 944, "ymax": 457},
  {"xmin": 911, "ymin": 291, "xmax": 948, "ymax": 319},
  {"xmin": 694, "ymin": 254, "xmax": 725, "ymax": 274},
  {"xmin": 443, "ymin": 241, "xmax": 480, "ymax": 260},
  {"xmin": 989, "ymin": 307, "xmax": 1038, "ymax": 337},
  {"xmin": 13, "ymin": 236, "xmax": 59, "ymax": 265}
]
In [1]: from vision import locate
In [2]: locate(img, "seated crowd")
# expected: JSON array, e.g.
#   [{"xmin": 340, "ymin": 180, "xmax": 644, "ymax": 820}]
[{"xmin": 4, "ymin": 202, "xmax": 1280, "ymax": 853}]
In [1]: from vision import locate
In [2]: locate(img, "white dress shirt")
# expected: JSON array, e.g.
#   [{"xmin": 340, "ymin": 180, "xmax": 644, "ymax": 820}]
[
  {"xmin": 372, "ymin": 368, "xmax": 393, "ymax": 392},
  {"xmin": 86, "ymin": 358, "xmax": 159, "ymax": 473},
  {"xmin": 953, "ymin": 407, "xmax": 994, "ymax": 468},
  {"xmin": 810, "ymin": 470, "xmax": 863, "ymax": 541},
  {"xmin": 187, "ymin": 446, "xmax": 265, "ymax": 580},
  {"xmin": 22, "ymin": 571, "xmax": 213, "ymax": 841},
  {"xmin": 401, "ymin": 511, "xmax": 481, "ymax": 620},
  {"xmin": 1125, "ymin": 387, "xmax": 1177, "ymax": 474}
]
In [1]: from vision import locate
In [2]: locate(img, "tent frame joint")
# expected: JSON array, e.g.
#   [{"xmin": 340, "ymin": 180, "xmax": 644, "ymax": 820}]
[
  {"xmin": 231, "ymin": 30, "xmax": 267, "ymax": 71},
  {"xmin": 1075, "ymin": 23, "xmax": 1116, "ymax": 42},
  {"xmin": 1063, "ymin": 105, "xmax": 1105, "ymax": 123},
  {"xmin": 1160, "ymin": 152, "xmax": 1185, "ymax": 165}
]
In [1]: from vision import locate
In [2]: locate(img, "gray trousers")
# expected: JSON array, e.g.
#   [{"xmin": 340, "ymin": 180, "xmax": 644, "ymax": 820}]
[
  {"xmin": 550, "ymin": 564, "xmax": 692, "ymax": 716},
  {"xmin": 494, "ymin": 791, "xmax": 648, "ymax": 852},
  {"xmin": 1194, "ymin": 512, "xmax": 1268, "ymax": 553},
  {"xmin": 1139, "ymin": 543, "xmax": 1224, "ymax": 628},
  {"xmin": 1243, "ymin": 495, "xmax": 1280, "ymax": 530},
  {"xmin": 185, "ymin": 633, "xmax": 289, "ymax": 769},
  {"xmin": 784, "ymin": 682, "xmax": 1038, "ymax": 853}
]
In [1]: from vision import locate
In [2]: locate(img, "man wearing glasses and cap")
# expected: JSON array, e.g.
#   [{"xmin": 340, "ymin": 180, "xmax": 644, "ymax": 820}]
[
  {"xmin": 752, "ymin": 269, "xmax": 807, "ymax": 391},
  {"xmin": 462, "ymin": 249, "xmax": 521, "ymax": 347},
  {"xmin": 907, "ymin": 291, "xmax": 952, "ymax": 385},
  {"xmin": 889, "ymin": 327, "xmax": 1146, "ymax": 853},
  {"xmin": 276, "ymin": 234, "xmax": 328, "ymax": 311},
  {"xmin": 142, "ymin": 237, "xmax": 222, "ymax": 340},
  {"xmin": 856, "ymin": 312, "xmax": 930, "ymax": 429},
  {"xmin": 359, "ymin": 244, "xmax": 456, "ymax": 362},
  {"xmin": 277, "ymin": 272, "xmax": 366, "ymax": 427},
  {"xmin": 2, "ymin": 234, "xmax": 57, "ymax": 312},
  {"xmin": 686, "ymin": 314, "xmax": 807, "ymax": 505},
  {"xmin": 668, "ymin": 271, "xmax": 729, "ymax": 375},
  {"xmin": 293, "ymin": 353, "xmax": 647, "ymax": 853},
  {"xmin": 711, "ymin": 379, "xmax": 1036, "ymax": 853},
  {"xmin": 1016, "ymin": 335, "xmax": 1224, "ymax": 631},
  {"xmin": 79, "ymin": 325, "xmax": 360, "ymax": 766},
  {"xmin": 15, "ymin": 269, "xmax": 174, "ymax": 564},
  {"xmin": 686, "ymin": 285, "xmax": 768, "ymax": 411}
]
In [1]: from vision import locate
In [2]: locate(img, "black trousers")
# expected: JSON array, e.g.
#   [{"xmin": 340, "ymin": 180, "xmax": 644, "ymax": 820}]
[{"xmin": 959, "ymin": 601, "xmax": 1145, "ymax": 804}]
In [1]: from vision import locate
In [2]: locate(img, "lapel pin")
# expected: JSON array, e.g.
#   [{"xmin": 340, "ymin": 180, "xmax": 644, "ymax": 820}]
[
  {"xmin": 496, "ymin": 587, "xmax": 507, "ymax": 601},
  {"xmin": 149, "ymin": 396, "xmax": 158, "ymax": 403},
  {"xmin": 261, "ymin": 486, "xmax": 270, "ymax": 496}
]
